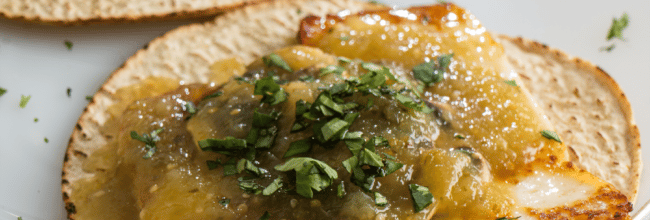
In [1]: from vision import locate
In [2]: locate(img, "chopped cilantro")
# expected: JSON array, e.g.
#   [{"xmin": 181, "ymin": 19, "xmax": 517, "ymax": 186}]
[
  {"xmin": 600, "ymin": 44, "xmax": 616, "ymax": 52},
  {"xmin": 504, "ymin": 80, "xmax": 518, "ymax": 87},
  {"xmin": 298, "ymin": 75, "xmax": 315, "ymax": 82},
  {"xmin": 18, "ymin": 217, "xmax": 23, "ymax": 220},
  {"xmin": 202, "ymin": 91, "xmax": 223, "ymax": 100},
  {"xmin": 19, "ymin": 95, "xmax": 31, "ymax": 108},
  {"xmin": 34, "ymin": 118, "xmax": 38, "ymax": 122},
  {"xmin": 606, "ymin": 13, "xmax": 629, "ymax": 41},
  {"xmin": 223, "ymin": 158, "xmax": 239, "ymax": 176},
  {"xmin": 284, "ymin": 139, "xmax": 312, "ymax": 158},
  {"xmin": 199, "ymin": 137, "xmax": 248, "ymax": 151},
  {"xmin": 274, "ymin": 157, "xmax": 338, "ymax": 198},
  {"xmin": 259, "ymin": 211, "xmax": 270, "ymax": 220},
  {"xmin": 254, "ymin": 76, "xmax": 287, "ymax": 105},
  {"xmin": 0, "ymin": 87, "xmax": 5, "ymax": 97},
  {"xmin": 296, "ymin": 9, "xmax": 302, "ymax": 14},
  {"xmin": 394, "ymin": 93, "xmax": 433, "ymax": 113},
  {"xmin": 218, "ymin": 198, "xmax": 230, "ymax": 206},
  {"xmin": 541, "ymin": 130, "xmax": 562, "ymax": 143},
  {"xmin": 320, "ymin": 65, "xmax": 345, "ymax": 76},
  {"xmin": 374, "ymin": 192, "xmax": 387, "ymax": 206},
  {"xmin": 66, "ymin": 87, "xmax": 71, "ymax": 97},
  {"xmin": 85, "ymin": 96, "xmax": 92, "ymax": 101},
  {"xmin": 206, "ymin": 159, "xmax": 221, "ymax": 170},
  {"xmin": 262, "ymin": 177, "xmax": 283, "ymax": 196},
  {"xmin": 64, "ymin": 40, "xmax": 73, "ymax": 50},
  {"xmin": 337, "ymin": 182, "xmax": 346, "ymax": 198},
  {"xmin": 314, "ymin": 118, "xmax": 350, "ymax": 143},
  {"xmin": 496, "ymin": 217, "xmax": 521, "ymax": 220},
  {"xmin": 338, "ymin": 57, "xmax": 352, "ymax": 64},
  {"xmin": 339, "ymin": 36, "xmax": 350, "ymax": 41},
  {"xmin": 44, "ymin": 137, "xmax": 49, "ymax": 143},
  {"xmin": 130, "ymin": 128, "xmax": 164, "ymax": 159},
  {"xmin": 236, "ymin": 159, "xmax": 266, "ymax": 176},
  {"xmin": 238, "ymin": 177, "xmax": 263, "ymax": 194},
  {"xmin": 409, "ymin": 184, "xmax": 434, "ymax": 212},
  {"xmin": 262, "ymin": 53, "xmax": 293, "ymax": 72},
  {"xmin": 183, "ymin": 101, "xmax": 197, "ymax": 115},
  {"xmin": 383, "ymin": 160, "xmax": 404, "ymax": 176},
  {"xmin": 413, "ymin": 54, "xmax": 453, "ymax": 86}
]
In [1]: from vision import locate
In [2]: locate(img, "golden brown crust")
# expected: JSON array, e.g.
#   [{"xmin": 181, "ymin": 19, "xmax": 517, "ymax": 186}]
[{"xmin": 497, "ymin": 35, "xmax": 642, "ymax": 202}]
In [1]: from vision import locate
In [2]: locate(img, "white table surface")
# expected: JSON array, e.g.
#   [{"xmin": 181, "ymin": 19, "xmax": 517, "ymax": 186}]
[{"xmin": 0, "ymin": 0, "xmax": 648, "ymax": 219}]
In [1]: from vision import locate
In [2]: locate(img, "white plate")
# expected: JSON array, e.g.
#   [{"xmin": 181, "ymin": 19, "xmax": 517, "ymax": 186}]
[{"xmin": 0, "ymin": 0, "xmax": 647, "ymax": 219}]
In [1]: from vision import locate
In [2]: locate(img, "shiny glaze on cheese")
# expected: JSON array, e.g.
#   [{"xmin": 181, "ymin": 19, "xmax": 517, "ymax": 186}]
[{"xmin": 67, "ymin": 4, "xmax": 632, "ymax": 220}]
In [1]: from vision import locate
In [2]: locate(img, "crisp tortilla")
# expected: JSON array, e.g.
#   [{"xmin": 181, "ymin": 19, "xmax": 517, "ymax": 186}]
[{"xmin": 60, "ymin": 0, "xmax": 642, "ymax": 218}]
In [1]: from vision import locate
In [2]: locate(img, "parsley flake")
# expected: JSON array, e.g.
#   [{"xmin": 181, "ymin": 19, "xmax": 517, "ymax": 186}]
[
  {"xmin": 541, "ymin": 130, "xmax": 562, "ymax": 143},
  {"xmin": 19, "ymin": 95, "xmax": 31, "ymax": 108},
  {"xmin": 202, "ymin": 91, "xmax": 223, "ymax": 100},
  {"xmin": 85, "ymin": 96, "xmax": 92, "ymax": 101},
  {"xmin": 374, "ymin": 192, "xmax": 388, "ymax": 206},
  {"xmin": 0, "ymin": 87, "xmax": 5, "ymax": 97},
  {"xmin": 262, "ymin": 53, "xmax": 293, "ymax": 72},
  {"xmin": 337, "ymin": 182, "xmax": 346, "ymax": 198},
  {"xmin": 130, "ymin": 128, "xmax": 164, "ymax": 159},
  {"xmin": 44, "ymin": 137, "xmax": 49, "ymax": 143},
  {"xmin": 454, "ymin": 134, "xmax": 465, "ymax": 139},
  {"xmin": 339, "ymin": 36, "xmax": 350, "ymax": 41},
  {"xmin": 320, "ymin": 65, "xmax": 345, "ymax": 76},
  {"xmin": 218, "ymin": 198, "xmax": 230, "ymax": 206},
  {"xmin": 413, "ymin": 54, "xmax": 453, "ymax": 86},
  {"xmin": 409, "ymin": 184, "xmax": 434, "ymax": 212},
  {"xmin": 34, "ymin": 118, "xmax": 38, "ymax": 123},
  {"xmin": 262, "ymin": 177, "xmax": 283, "ymax": 196},
  {"xmin": 606, "ymin": 13, "xmax": 629, "ymax": 41},
  {"xmin": 206, "ymin": 159, "xmax": 221, "ymax": 170},
  {"xmin": 64, "ymin": 40, "xmax": 73, "ymax": 50},
  {"xmin": 284, "ymin": 139, "xmax": 312, "ymax": 158},
  {"xmin": 504, "ymin": 80, "xmax": 518, "ymax": 87},
  {"xmin": 275, "ymin": 157, "xmax": 338, "ymax": 198},
  {"xmin": 66, "ymin": 87, "xmax": 72, "ymax": 97},
  {"xmin": 254, "ymin": 76, "xmax": 287, "ymax": 105}
]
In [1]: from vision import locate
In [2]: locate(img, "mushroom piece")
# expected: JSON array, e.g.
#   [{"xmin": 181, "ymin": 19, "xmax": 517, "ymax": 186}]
[{"xmin": 425, "ymin": 101, "xmax": 456, "ymax": 129}]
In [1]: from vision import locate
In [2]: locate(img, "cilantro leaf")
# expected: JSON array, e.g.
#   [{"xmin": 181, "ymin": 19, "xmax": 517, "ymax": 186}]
[
  {"xmin": 275, "ymin": 157, "xmax": 338, "ymax": 198},
  {"xmin": 130, "ymin": 128, "xmax": 164, "ymax": 159},
  {"xmin": 64, "ymin": 40, "xmax": 73, "ymax": 50},
  {"xmin": 202, "ymin": 91, "xmax": 223, "ymax": 100},
  {"xmin": 19, "ymin": 95, "xmax": 31, "ymax": 108},
  {"xmin": 394, "ymin": 93, "xmax": 433, "ymax": 113},
  {"xmin": 338, "ymin": 56, "xmax": 352, "ymax": 63},
  {"xmin": 284, "ymin": 139, "xmax": 312, "ymax": 158},
  {"xmin": 409, "ymin": 184, "xmax": 434, "ymax": 212},
  {"xmin": 198, "ymin": 137, "xmax": 247, "ymax": 151},
  {"xmin": 606, "ymin": 13, "xmax": 629, "ymax": 41},
  {"xmin": 504, "ymin": 80, "xmax": 518, "ymax": 87},
  {"xmin": 238, "ymin": 177, "xmax": 263, "ymax": 194},
  {"xmin": 44, "ymin": 137, "xmax": 49, "ymax": 143},
  {"xmin": 0, "ymin": 87, "xmax": 6, "ymax": 97},
  {"xmin": 236, "ymin": 159, "xmax": 266, "ymax": 176},
  {"xmin": 413, "ymin": 54, "xmax": 454, "ymax": 86},
  {"xmin": 223, "ymin": 158, "xmax": 239, "ymax": 176},
  {"xmin": 218, "ymin": 198, "xmax": 230, "ymax": 206},
  {"xmin": 254, "ymin": 76, "xmax": 287, "ymax": 105},
  {"xmin": 206, "ymin": 159, "xmax": 221, "ymax": 170},
  {"xmin": 66, "ymin": 87, "xmax": 72, "ymax": 97},
  {"xmin": 320, "ymin": 65, "xmax": 345, "ymax": 77},
  {"xmin": 337, "ymin": 182, "xmax": 346, "ymax": 198},
  {"xmin": 374, "ymin": 192, "xmax": 388, "ymax": 206},
  {"xmin": 262, "ymin": 53, "xmax": 293, "ymax": 72},
  {"xmin": 262, "ymin": 177, "xmax": 283, "ymax": 196},
  {"xmin": 541, "ymin": 130, "xmax": 562, "ymax": 143}
]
